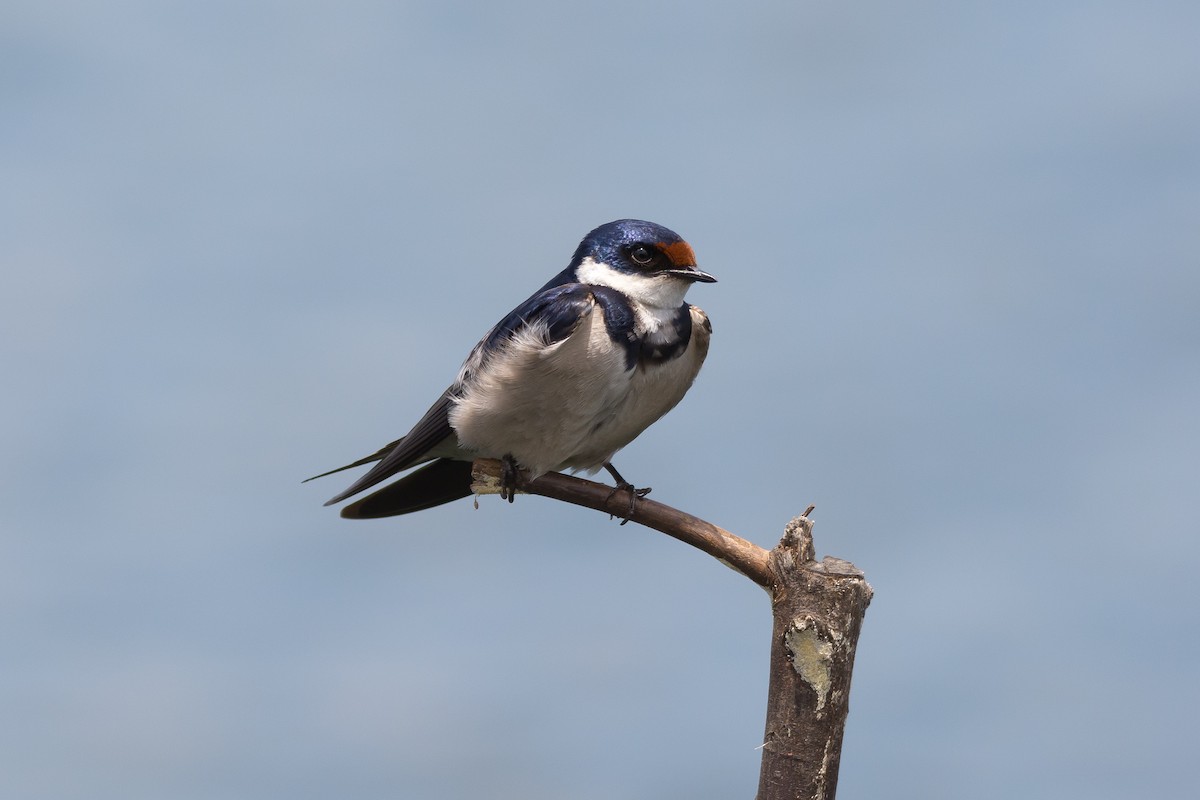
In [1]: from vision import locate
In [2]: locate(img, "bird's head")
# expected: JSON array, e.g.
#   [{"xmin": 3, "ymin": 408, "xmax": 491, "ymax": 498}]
[{"xmin": 570, "ymin": 219, "xmax": 716, "ymax": 309}]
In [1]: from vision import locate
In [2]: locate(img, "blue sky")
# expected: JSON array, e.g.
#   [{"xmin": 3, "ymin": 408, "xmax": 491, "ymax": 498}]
[{"xmin": 3, "ymin": 2, "xmax": 1198, "ymax": 798}]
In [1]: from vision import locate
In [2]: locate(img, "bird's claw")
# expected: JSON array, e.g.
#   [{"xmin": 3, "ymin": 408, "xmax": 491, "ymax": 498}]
[
  {"xmin": 500, "ymin": 454, "xmax": 520, "ymax": 503},
  {"xmin": 601, "ymin": 462, "xmax": 650, "ymax": 524},
  {"xmin": 605, "ymin": 482, "xmax": 651, "ymax": 525}
]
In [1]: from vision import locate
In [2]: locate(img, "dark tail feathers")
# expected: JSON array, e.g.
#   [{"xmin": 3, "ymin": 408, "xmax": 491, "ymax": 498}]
[{"xmin": 339, "ymin": 459, "xmax": 474, "ymax": 519}]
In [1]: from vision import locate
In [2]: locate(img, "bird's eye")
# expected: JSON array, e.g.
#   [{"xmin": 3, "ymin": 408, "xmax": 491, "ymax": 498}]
[{"xmin": 629, "ymin": 245, "xmax": 656, "ymax": 265}]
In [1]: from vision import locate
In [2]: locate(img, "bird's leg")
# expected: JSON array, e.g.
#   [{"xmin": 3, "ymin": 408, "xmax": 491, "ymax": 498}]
[
  {"xmin": 500, "ymin": 454, "xmax": 521, "ymax": 503},
  {"xmin": 602, "ymin": 462, "xmax": 651, "ymax": 525}
]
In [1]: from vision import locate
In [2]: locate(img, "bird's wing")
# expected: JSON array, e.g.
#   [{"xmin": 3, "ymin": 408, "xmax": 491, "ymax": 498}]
[
  {"xmin": 467, "ymin": 282, "xmax": 604, "ymax": 376},
  {"xmin": 320, "ymin": 390, "xmax": 456, "ymax": 506},
  {"xmin": 319, "ymin": 283, "xmax": 600, "ymax": 509}
]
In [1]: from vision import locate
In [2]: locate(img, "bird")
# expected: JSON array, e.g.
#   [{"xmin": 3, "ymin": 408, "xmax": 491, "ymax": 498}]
[{"xmin": 307, "ymin": 218, "xmax": 715, "ymax": 519}]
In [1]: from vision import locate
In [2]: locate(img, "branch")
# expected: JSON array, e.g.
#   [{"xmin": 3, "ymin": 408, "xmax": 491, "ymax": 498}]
[
  {"xmin": 756, "ymin": 517, "xmax": 873, "ymax": 800},
  {"xmin": 470, "ymin": 458, "xmax": 774, "ymax": 587},
  {"xmin": 469, "ymin": 458, "xmax": 873, "ymax": 800}
]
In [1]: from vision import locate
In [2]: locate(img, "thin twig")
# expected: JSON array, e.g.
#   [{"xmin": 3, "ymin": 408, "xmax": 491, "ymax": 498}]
[{"xmin": 470, "ymin": 458, "xmax": 775, "ymax": 588}]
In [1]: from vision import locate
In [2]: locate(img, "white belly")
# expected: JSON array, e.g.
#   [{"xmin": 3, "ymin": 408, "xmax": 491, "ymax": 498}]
[{"xmin": 448, "ymin": 304, "xmax": 709, "ymax": 476}]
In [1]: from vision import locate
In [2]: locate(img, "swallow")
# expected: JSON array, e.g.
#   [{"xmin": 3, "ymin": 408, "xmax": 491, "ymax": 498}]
[{"xmin": 307, "ymin": 218, "xmax": 715, "ymax": 519}]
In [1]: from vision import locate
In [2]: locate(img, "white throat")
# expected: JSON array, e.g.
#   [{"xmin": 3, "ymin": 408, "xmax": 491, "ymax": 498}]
[{"xmin": 575, "ymin": 256, "xmax": 692, "ymax": 310}]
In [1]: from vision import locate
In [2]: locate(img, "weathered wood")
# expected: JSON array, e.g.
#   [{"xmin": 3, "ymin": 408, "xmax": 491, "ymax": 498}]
[
  {"xmin": 469, "ymin": 459, "xmax": 872, "ymax": 799},
  {"xmin": 757, "ymin": 517, "xmax": 873, "ymax": 800}
]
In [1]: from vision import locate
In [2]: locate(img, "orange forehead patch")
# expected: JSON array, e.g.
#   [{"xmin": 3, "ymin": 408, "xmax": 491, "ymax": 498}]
[{"xmin": 660, "ymin": 240, "xmax": 697, "ymax": 267}]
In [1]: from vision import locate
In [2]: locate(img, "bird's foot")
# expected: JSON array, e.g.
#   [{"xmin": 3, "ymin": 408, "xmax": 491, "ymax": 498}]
[
  {"xmin": 606, "ymin": 483, "xmax": 652, "ymax": 525},
  {"xmin": 602, "ymin": 462, "xmax": 651, "ymax": 525},
  {"xmin": 500, "ymin": 454, "xmax": 521, "ymax": 503}
]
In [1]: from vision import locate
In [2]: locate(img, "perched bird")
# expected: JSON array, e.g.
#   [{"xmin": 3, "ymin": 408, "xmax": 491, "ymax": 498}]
[{"xmin": 308, "ymin": 218, "xmax": 715, "ymax": 519}]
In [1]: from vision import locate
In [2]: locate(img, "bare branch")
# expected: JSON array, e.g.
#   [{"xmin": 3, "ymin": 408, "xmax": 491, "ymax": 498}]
[
  {"xmin": 470, "ymin": 458, "xmax": 775, "ymax": 587},
  {"xmin": 470, "ymin": 458, "xmax": 872, "ymax": 800}
]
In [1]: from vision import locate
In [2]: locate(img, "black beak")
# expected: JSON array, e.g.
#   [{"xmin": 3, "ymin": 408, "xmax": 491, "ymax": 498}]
[{"xmin": 666, "ymin": 266, "xmax": 717, "ymax": 283}]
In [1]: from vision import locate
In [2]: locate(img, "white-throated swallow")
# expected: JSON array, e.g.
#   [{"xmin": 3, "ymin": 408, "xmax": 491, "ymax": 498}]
[{"xmin": 308, "ymin": 219, "xmax": 715, "ymax": 519}]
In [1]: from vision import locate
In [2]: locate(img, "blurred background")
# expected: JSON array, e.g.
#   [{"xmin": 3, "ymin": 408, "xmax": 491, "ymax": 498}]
[{"xmin": 3, "ymin": 2, "xmax": 1197, "ymax": 798}]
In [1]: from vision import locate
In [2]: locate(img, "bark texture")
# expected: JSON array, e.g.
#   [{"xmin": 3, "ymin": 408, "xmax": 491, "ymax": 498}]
[{"xmin": 757, "ymin": 517, "xmax": 873, "ymax": 800}]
